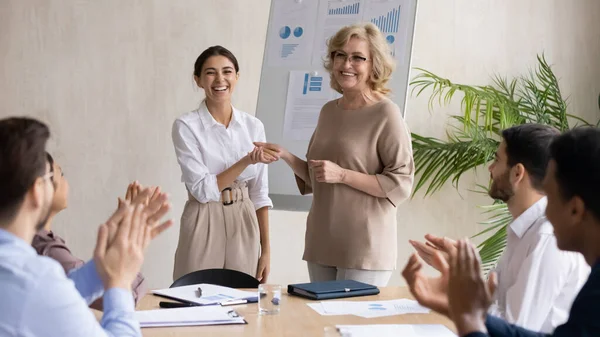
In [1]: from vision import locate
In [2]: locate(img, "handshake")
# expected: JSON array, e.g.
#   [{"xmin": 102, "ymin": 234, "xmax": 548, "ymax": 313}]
[
  {"xmin": 94, "ymin": 181, "xmax": 173, "ymax": 291},
  {"xmin": 246, "ymin": 142, "xmax": 284, "ymax": 165}
]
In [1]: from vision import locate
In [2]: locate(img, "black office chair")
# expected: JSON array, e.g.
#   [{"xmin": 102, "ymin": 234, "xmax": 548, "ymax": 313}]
[{"xmin": 170, "ymin": 268, "xmax": 260, "ymax": 288}]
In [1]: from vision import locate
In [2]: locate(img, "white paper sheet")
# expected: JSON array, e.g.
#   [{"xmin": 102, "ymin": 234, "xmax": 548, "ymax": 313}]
[
  {"xmin": 317, "ymin": 299, "xmax": 430, "ymax": 318},
  {"xmin": 363, "ymin": 0, "xmax": 404, "ymax": 58},
  {"xmin": 283, "ymin": 70, "xmax": 341, "ymax": 141},
  {"xmin": 312, "ymin": 0, "xmax": 365, "ymax": 65},
  {"xmin": 267, "ymin": 0, "xmax": 319, "ymax": 67},
  {"xmin": 152, "ymin": 284, "xmax": 256, "ymax": 306},
  {"xmin": 135, "ymin": 306, "xmax": 245, "ymax": 328},
  {"xmin": 307, "ymin": 302, "xmax": 338, "ymax": 316},
  {"xmin": 335, "ymin": 324, "xmax": 457, "ymax": 337},
  {"xmin": 311, "ymin": 0, "xmax": 407, "ymax": 65}
]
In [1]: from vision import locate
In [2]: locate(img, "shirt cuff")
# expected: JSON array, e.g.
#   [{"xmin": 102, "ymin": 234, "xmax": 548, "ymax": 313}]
[
  {"xmin": 103, "ymin": 288, "xmax": 135, "ymax": 313},
  {"xmin": 68, "ymin": 260, "xmax": 105, "ymax": 304},
  {"xmin": 251, "ymin": 194, "xmax": 273, "ymax": 210},
  {"xmin": 188, "ymin": 174, "xmax": 221, "ymax": 202}
]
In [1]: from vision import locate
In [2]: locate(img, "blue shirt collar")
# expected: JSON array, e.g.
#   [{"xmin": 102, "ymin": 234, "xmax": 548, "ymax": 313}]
[{"xmin": 0, "ymin": 228, "xmax": 36, "ymax": 255}]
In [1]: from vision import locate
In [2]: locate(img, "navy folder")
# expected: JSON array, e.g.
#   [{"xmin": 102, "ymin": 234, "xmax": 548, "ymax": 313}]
[{"xmin": 287, "ymin": 280, "xmax": 380, "ymax": 300}]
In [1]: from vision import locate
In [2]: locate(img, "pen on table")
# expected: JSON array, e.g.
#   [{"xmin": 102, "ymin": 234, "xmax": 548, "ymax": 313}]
[
  {"xmin": 221, "ymin": 297, "xmax": 259, "ymax": 306},
  {"xmin": 159, "ymin": 301, "xmax": 199, "ymax": 309},
  {"xmin": 220, "ymin": 299, "xmax": 248, "ymax": 306}
]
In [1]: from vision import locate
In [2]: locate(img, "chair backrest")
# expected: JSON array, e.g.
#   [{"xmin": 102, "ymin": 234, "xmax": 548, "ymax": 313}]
[{"xmin": 170, "ymin": 268, "xmax": 260, "ymax": 288}]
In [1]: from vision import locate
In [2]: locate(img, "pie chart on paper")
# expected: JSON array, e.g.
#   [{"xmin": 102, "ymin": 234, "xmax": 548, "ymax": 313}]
[
  {"xmin": 279, "ymin": 26, "xmax": 291, "ymax": 39},
  {"xmin": 294, "ymin": 27, "xmax": 304, "ymax": 38}
]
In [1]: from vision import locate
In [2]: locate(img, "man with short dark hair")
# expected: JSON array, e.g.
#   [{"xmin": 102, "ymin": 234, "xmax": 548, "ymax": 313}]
[
  {"xmin": 0, "ymin": 117, "xmax": 172, "ymax": 336},
  {"xmin": 447, "ymin": 126, "xmax": 600, "ymax": 336},
  {"xmin": 407, "ymin": 124, "xmax": 589, "ymax": 332}
]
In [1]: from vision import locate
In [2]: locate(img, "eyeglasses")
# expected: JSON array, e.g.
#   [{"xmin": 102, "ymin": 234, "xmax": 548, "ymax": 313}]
[
  {"xmin": 41, "ymin": 171, "xmax": 55, "ymax": 186},
  {"xmin": 332, "ymin": 51, "xmax": 368, "ymax": 65},
  {"xmin": 42, "ymin": 171, "xmax": 54, "ymax": 181}
]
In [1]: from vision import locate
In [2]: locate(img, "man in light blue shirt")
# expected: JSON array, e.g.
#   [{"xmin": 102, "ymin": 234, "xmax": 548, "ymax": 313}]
[{"xmin": 0, "ymin": 117, "xmax": 172, "ymax": 336}]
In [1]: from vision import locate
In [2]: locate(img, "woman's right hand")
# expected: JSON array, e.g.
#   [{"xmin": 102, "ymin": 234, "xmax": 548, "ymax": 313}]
[
  {"xmin": 253, "ymin": 142, "xmax": 287, "ymax": 161},
  {"xmin": 247, "ymin": 146, "xmax": 279, "ymax": 165}
]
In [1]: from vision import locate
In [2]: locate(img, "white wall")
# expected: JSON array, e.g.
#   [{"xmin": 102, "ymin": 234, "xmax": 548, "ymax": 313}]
[{"xmin": 1, "ymin": 0, "xmax": 599, "ymax": 289}]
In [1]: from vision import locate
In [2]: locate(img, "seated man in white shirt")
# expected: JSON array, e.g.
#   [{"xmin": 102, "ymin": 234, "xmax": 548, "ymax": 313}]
[
  {"xmin": 0, "ymin": 117, "xmax": 172, "ymax": 337},
  {"xmin": 408, "ymin": 123, "xmax": 590, "ymax": 333}
]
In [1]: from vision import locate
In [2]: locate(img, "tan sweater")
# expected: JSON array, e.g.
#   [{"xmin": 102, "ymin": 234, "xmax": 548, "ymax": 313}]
[{"xmin": 296, "ymin": 98, "xmax": 414, "ymax": 270}]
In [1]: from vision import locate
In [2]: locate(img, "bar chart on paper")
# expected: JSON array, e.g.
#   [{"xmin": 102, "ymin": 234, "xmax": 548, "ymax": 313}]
[
  {"xmin": 368, "ymin": 3, "xmax": 402, "ymax": 55},
  {"xmin": 370, "ymin": 5, "xmax": 401, "ymax": 34},
  {"xmin": 313, "ymin": 0, "xmax": 363, "ymax": 65},
  {"xmin": 328, "ymin": 2, "xmax": 360, "ymax": 15}
]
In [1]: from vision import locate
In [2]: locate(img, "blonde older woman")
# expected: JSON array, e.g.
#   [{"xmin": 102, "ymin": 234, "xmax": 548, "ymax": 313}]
[{"xmin": 256, "ymin": 23, "xmax": 414, "ymax": 286}]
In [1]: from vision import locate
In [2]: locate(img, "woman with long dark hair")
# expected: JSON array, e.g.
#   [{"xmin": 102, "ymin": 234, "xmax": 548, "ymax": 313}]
[{"xmin": 172, "ymin": 46, "xmax": 276, "ymax": 283}]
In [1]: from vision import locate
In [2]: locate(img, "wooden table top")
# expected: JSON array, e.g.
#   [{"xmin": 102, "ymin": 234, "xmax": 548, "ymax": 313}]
[{"xmin": 136, "ymin": 286, "xmax": 456, "ymax": 337}]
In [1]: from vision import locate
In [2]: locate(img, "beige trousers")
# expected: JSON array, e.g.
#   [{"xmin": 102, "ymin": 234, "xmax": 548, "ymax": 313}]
[{"xmin": 173, "ymin": 182, "xmax": 260, "ymax": 281}]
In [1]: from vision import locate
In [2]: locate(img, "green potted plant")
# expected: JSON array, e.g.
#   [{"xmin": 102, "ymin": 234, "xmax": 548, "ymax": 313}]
[{"xmin": 409, "ymin": 54, "xmax": 599, "ymax": 271}]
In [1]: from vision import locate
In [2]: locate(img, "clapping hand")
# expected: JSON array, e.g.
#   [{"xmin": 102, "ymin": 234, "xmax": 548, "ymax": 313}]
[
  {"xmin": 448, "ymin": 239, "xmax": 497, "ymax": 336},
  {"xmin": 409, "ymin": 234, "xmax": 457, "ymax": 272}
]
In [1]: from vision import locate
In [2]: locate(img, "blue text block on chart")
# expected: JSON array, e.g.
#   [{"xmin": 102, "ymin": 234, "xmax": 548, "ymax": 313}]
[{"xmin": 303, "ymin": 74, "xmax": 323, "ymax": 95}]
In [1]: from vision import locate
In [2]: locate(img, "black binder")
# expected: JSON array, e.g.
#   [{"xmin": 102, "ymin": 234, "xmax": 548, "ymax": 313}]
[{"xmin": 287, "ymin": 280, "xmax": 379, "ymax": 300}]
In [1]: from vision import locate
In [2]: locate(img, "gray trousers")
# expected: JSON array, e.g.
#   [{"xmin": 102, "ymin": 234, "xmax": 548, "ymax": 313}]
[{"xmin": 307, "ymin": 262, "xmax": 393, "ymax": 287}]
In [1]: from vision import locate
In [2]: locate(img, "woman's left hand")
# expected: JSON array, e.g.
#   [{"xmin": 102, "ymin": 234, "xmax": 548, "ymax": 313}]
[
  {"xmin": 309, "ymin": 160, "xmax": 346, "ymax": 184},
  {"xmin": 256, "ymin": 252, "xmax": 270, "ymax": 284}
]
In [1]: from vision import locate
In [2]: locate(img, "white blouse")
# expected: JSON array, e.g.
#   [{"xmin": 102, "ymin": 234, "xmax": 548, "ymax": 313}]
[{"xmin": 172, "ymin": 102, "xmax": 272, "ymax": 210}]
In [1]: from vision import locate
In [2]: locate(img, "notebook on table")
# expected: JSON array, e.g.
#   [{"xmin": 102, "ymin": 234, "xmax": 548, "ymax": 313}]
[{"xmin": 288, "ymin": 280, "xmax": 379, "ymax": 300}]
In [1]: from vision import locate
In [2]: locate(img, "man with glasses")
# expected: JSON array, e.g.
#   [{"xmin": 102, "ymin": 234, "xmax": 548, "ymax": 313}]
[{"xmin": 0, "ymin": 117, "xmax": 172, "ymax": 336}]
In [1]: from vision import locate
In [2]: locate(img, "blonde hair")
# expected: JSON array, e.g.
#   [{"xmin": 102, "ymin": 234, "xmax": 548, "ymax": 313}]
[{"xmin": 324, "ymin": 22, "xmax": 396, "ymax": 95}]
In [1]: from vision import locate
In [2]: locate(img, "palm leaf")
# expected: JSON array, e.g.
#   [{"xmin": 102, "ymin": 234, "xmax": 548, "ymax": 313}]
[
  {"xmin": 411, "ymin": 132, "xmax": 497, "ymax": 196},
  {"xmin": 410, "ymin": 54, "xmax": 598, "ymax": 270},
  {"xmin": 517, "ymin": 54, "xmax": 569, "ymax": 130},
  {"xmin": 474, "ymin": 202, "xmax": 511, "ymax": 272}
]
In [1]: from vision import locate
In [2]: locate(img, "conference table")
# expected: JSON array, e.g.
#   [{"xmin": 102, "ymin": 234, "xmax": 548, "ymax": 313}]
[{"xmin": 137, "ymin": 287, "xmax": 456, "ymax": 337}]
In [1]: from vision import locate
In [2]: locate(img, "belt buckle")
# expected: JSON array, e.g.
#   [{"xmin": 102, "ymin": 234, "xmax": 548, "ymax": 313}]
[{"xmin": 222, "ymin": 187, "xmax": 234, "ymax": 206}]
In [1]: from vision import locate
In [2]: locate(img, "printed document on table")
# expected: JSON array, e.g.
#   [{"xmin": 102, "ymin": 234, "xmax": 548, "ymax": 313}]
[
  {"xmin": 336, "ymin": 324, "xmax": 457, "ymax": 337},
  {"xmin": 152, "ymin": 284, "xmax": 256, "ymax": 306},
  {"xmin": 307, "ymin": 302, "xmax": 338, "ymax": 316},
  {"xmin": 283, "ymin": 70, "xmax": 341, "ymax": 141},
  {"xmin": 318, "ymin": 299, "xmax": 430, "ymax": 318},
  {"xmin": 267, "ymin": 0, "xmax": 319, "ymax": 67}
]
